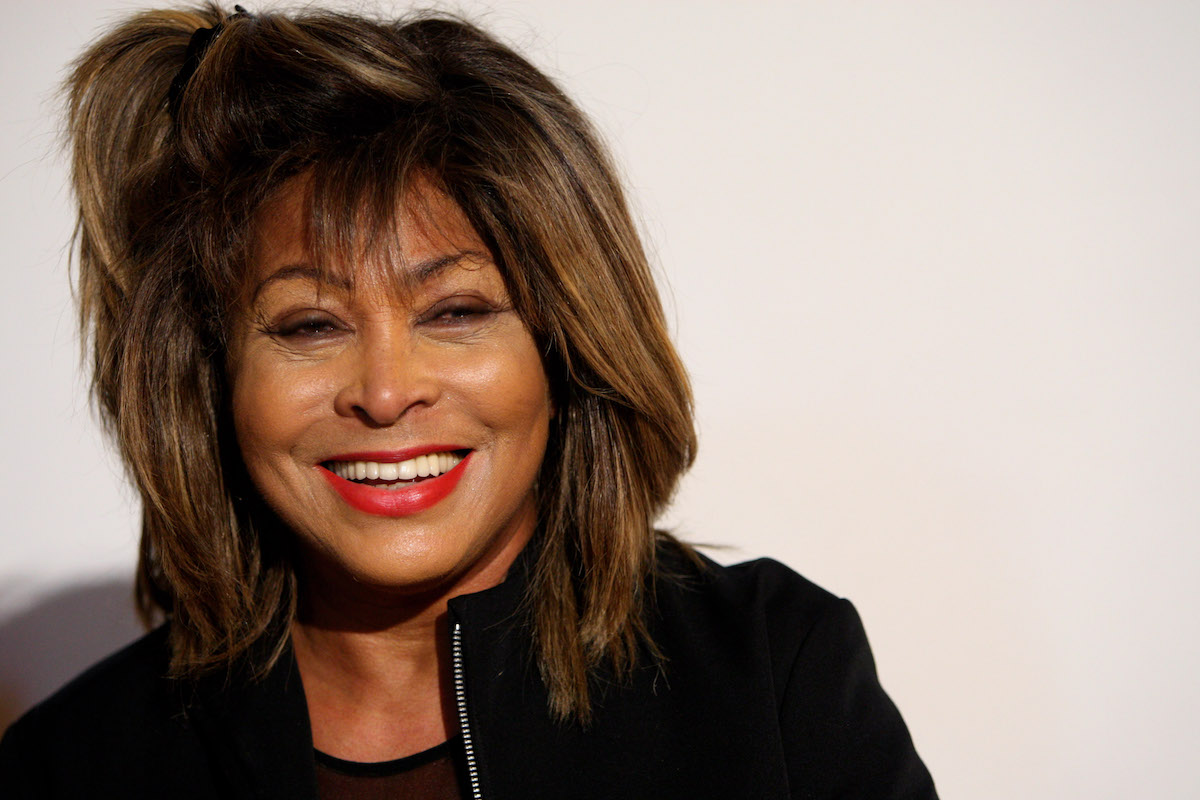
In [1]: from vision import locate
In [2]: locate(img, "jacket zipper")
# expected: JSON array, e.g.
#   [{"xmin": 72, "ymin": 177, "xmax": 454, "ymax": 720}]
[{"xmin": 452, "ymin": 621, "xmax": 484, "ymax": 800}]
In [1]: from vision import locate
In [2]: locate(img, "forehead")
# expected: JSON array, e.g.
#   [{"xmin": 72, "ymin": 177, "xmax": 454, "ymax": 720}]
[{"xmin": 248, "ymin": 177, "xmax": 493, "ymax": 297}]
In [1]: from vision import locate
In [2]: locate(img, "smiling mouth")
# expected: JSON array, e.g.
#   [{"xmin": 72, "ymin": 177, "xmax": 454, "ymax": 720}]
[{"xmin": 323, "ymin": 450, "xmax": 467, "ymax": 489}]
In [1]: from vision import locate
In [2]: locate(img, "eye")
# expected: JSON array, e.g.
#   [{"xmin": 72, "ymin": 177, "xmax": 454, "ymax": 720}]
[
  {"xmin": 420, "ymin": 297, "xmax": 494, "ymax": 328},
  {"xmin": 265, "ymin": 311, "xmax": 346, "ymax": 340}
]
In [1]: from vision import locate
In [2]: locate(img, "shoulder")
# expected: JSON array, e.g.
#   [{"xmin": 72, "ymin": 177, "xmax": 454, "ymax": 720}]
[
  {"xmin": 0, "ymin": 626, "xmax": 186, "ymax": 793},
  {"xmin": 707, "ymin": 555, "xmax": 871, "ymax": 674},
  {"xmin": 7, "ymin": 625, "xmax": 172, "ymax": 731},
  {"xmin": 655, "ymin": 543, "xmax": 848, "ymax": 651},
  {"xmin": 654, "ymin": 543, "xmax": 938, "ymax": 797},
  {"xmin": 653, "ymin": 543, "xmax": 867, "ymax": 697},
  {"xmin": 698, "ymin": 551, "xmax": 840, "ymax": 617}
]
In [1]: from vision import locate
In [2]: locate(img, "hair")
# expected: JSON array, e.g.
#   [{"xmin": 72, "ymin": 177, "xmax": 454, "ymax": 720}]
[{"xmin": 65, "ymin": 3, "xmax": 696, "ymax": 721}]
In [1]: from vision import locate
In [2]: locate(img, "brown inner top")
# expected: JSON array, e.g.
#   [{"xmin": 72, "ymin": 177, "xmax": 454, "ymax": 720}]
[{"xmin": 314, "ymin": 736, "xmax": 466, "ymax": 800}]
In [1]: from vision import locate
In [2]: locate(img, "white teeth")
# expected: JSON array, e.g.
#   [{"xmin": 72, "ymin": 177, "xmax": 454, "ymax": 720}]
[{"xmin": 331, "ymin": 452, "xmax": 463, "ymax": 484}]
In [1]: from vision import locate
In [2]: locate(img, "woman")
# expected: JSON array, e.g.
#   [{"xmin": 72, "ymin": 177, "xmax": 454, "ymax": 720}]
[{"xmin": 0, "ymin": 4, "xmax": 936, "ymax": 798}]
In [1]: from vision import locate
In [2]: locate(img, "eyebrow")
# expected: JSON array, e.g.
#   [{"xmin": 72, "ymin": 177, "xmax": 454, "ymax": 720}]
[{"xmin": 250, "ymin": 250, "xmax": 490, "ymax": 303}]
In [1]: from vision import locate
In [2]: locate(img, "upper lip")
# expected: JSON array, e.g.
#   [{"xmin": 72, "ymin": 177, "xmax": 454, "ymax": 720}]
[{"xmin": 321, "ymin": 446, "xmax": 469, "ymax": 464}]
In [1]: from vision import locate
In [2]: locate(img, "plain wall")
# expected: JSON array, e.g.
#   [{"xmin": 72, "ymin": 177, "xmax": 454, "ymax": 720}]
[{"xmin": 2, "ymin": 2, "xmax": 1198, "ymax": 798}]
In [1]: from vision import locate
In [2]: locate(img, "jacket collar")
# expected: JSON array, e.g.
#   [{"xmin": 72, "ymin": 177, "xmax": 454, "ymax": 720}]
[{"xmin": 447, "ymin": 533, "xmax": 535, "ymax": 631}]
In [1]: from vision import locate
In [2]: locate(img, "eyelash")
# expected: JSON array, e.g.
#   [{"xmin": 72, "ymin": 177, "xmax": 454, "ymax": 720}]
[
  {"xmin": 260, "ymin": 298, "xmax": 495, "ymax": 341},
  {"xmin": 421, "ymin": 298, "xmax": 494, "ymax": 326},
  {"xmin": 264, "ymin": 313, "xmax": 343, "ymax": 340}
]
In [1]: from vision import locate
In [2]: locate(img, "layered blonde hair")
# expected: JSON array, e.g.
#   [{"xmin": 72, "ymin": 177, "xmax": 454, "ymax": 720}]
[{"xmin": 66, "ymin": 3, "xmax": 696, "ymax": 720}]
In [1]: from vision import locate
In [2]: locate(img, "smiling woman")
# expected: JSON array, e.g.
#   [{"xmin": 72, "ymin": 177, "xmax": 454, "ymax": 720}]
[
  {"xmin": 234, "ymin": 182, "xmax": 555, "ymax": 760},
  {"xmin": 0, "ymin": 4, "xmax": 935, "ymax": 798}
]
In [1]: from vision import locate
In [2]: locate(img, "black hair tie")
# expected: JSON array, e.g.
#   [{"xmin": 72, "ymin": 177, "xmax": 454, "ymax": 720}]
[{"xmin": 167, "ymin": 5, "xmax": 252, "ymax": 121}]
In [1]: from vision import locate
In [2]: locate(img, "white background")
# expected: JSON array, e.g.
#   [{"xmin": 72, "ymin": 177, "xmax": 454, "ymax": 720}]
[{"xmin": 3, "ymin": 2, "xmax": 1198, "ymax": 797}]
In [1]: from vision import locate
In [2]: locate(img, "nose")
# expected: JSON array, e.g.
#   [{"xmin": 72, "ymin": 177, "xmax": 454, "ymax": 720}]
[{"xmin": 333, "ymin": 330, "xmax": 441, "ymax": 426}]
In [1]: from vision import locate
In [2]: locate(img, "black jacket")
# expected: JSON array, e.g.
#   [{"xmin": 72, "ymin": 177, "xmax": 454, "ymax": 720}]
[{"xmin": 0, "ymin": 550, "xmax": 937, "ymax": 799}]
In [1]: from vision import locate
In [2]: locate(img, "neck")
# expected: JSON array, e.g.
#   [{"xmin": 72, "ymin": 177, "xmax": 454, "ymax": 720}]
[
  {"xmin": 290, "ymin": 521, "xmax": 533, "ymax": 762},
  {"xmin": 292, "ymin": 593, "xmax": 453, "ymax": 761}
]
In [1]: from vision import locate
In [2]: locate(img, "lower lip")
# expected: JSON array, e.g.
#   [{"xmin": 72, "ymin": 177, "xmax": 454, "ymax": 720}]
[{"xmin": 319, "ymin": 453, "xmax": 470, "ymax": 517}]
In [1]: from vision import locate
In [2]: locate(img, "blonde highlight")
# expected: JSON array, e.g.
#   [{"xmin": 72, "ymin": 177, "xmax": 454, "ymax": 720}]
[{"xmin": 66, "ymin": 3, "xmax": 697, "ymax": 721}]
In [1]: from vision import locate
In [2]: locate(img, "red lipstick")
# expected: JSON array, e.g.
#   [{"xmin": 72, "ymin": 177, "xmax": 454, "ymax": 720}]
[{"xmin": 319, "ymin": 450, "xmax": 470, "ymax": 517}]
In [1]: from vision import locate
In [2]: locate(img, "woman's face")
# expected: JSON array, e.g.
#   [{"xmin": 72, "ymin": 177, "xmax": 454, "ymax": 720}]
[{"xmin": 228, "ymin": 185, "xmax": 551, "ymax": 599}]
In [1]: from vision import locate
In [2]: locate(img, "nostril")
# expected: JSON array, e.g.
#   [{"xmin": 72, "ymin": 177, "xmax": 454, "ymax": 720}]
[{"xmin": 336, "ymin": 373, "xmax": 441, "ymax": 428}]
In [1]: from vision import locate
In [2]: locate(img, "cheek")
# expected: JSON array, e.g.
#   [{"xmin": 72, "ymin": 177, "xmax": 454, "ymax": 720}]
[
  {"xmin": 230, "ymin": 355, "xmax": 330, "ymax": 469},
  {"xmin": 456, "ymin": 339, "xmax": 551, "ymax": 434}
]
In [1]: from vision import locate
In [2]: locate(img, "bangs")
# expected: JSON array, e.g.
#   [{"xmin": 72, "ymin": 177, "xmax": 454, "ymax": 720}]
[
  {"xmin": 303, "ymin": 149, "xmax": 451, "ymax": 295},
  {"xmin": 238, "ymin": 141, "xmax": 487, "ymax": 310}
]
